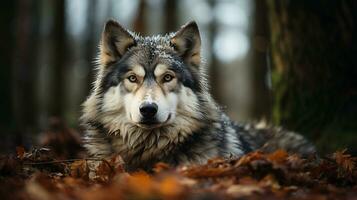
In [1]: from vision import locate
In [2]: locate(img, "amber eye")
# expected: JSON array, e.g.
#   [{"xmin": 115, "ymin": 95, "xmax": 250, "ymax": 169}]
[
  {"xmin": 128, "ymin": 75, "xmax": 137, "ymax": 83},
  {"xmin": 163, "ymin": 74, "xmax": 174, "ymax": 82}
]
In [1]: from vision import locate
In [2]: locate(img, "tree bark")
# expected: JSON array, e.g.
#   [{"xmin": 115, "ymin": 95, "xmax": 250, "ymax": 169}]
[
  {"xmin": 12, "ymin": 0, "xmax": 39, "ymax": 132},
  {"xmin": 267, "ymin": 0, "xmax": 357, "ymax": 153},
  {"xmin": 251, "ymin": 0, "xmax": 272, "ymax": 121},
  {"xmin": 133, "ymin": 0, "xmax": 147, "ymax": 34},
  {"xmin": 163, "ymin": 0, "xmax": 178, "ymax": 33},
  {"xmin": 50, "ymin": 0, "xmax": 66, "ymax": 117},
  {"xmin": 0, "ymin": 1, "xmax": 16, "ymax": 131}
]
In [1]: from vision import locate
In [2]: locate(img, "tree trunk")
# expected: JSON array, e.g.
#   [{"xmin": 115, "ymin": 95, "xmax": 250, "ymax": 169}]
[
  {"xmin": 208, "ymin": 0, "xmax": 220, "ymax": 104},
  {"xmin": 251, "ymin": 0, "xmax": 272, "ymax": 121},
  {"xmin": 48, "ymin": 0, "xmax": 66, "ymax": 118},
  {"xmin": 163, "ymin": 0, "xmax": 178, "ymax": 33},
  {"xmin": 133, "ymin": 0, "xmax": 147, "ymax": 34},
  {"xmin": 267, "ymin": 0, "xmax": 357, "ymax": 153},
  {"xmin": 12, "ymin": 0, "xmax": 39, "ymax": 133},
  {"xmin": 0, "ymin": 1, "xmax": 16, "ymax": 132}
]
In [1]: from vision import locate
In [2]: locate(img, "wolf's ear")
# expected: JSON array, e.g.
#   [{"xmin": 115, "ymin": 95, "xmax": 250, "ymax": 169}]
[
  {"xmin": 171, "ymin": 21, "xmax": 201, "ymax": 67},
  {"xmin": 100, "ymin": 20, "xmax": 136, "ymax": 66}
]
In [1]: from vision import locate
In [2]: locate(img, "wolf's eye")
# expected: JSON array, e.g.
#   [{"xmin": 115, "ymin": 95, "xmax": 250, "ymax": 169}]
[
  {"xmin": 163, "ymin": 74, "xmax": 174, "ymax": 82},
  {"xmin": 128, "ymin": 75, "xmax": 137, "ymax": 83}
]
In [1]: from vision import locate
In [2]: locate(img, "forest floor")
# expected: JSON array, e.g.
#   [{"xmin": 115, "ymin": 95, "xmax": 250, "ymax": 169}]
[{"xmin": 1, "ymin": 121, "xmax": 357, "ymax": 200}]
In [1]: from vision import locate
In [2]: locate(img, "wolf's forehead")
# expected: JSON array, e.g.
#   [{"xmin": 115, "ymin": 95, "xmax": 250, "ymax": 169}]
[
  {"xmin": 127, "ymin": 35, "xmax": 178, "ymax": 70},
  {"xmin": 136, "ymin": 34, "xmax": 172, "ymax": 47},
  {"xmin": 130, "ymin": 63, "xmax": 169, "ymax": 78},
  {"xmin": 132, "ymin": 65, "xmax": 145, "ymax": 77},
  {"xmin": 135, "ymin": 35, "xmax": 173, "ymax": 54}
]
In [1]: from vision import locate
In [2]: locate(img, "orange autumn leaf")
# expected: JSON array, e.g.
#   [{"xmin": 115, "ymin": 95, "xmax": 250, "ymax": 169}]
[
  {"xmin": 181, "ymin": 165, "xmax": 232, "ymax": 178},
  {"xmin": 267, "ymin": 150, "xmax": 288, "ymax": 164},
  {"xmin": 153, "ymin": 162, "xmax": 171, "ymax": 173},
  {"xmin": 236, "ymin": 151, "xmax": 265, "ymax": 166},
  {"xmin": 16, "ymin": 146, "xmax": 25, "ymax": 160},
  {"xmin": 108, "ymin": 154, "xmax": 125, "ymax": 173},
  {"xmin": 333, "ymin": 149, "xmax": 355, "ymax": 173},
  {"xmin": 126, "ymin": 172, "xmax": 155, "ymax": 196},
  {"xmin": 70, "ymin": 160, "xmax": 89, "ymax": 180},
  {"xmin": 158, "ymin": 176, "xmax": 184, "ymax": 198},
  {"xmin": 3, "ymin": 144, "xmax": 357, "ymax": 200},
  {"xmin": 95, "ymin": 160, "xmax": 115, "ymax": 182}
]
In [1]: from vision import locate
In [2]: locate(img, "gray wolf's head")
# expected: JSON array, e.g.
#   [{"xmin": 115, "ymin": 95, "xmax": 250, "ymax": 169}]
[{"xmin": 91, "ymin": 20, "xmax": 209, "ymax": 131}]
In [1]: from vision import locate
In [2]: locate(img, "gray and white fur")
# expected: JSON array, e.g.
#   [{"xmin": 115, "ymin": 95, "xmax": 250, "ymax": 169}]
[{"xmin": 81, "ymin": 20, "xmax": 315, "ymax": 171}]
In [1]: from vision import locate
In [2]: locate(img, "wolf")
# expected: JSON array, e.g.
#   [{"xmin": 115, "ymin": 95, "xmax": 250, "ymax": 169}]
[{"xmin": 81, "ymin": 20, "xmax": 315, "ymax": 171}]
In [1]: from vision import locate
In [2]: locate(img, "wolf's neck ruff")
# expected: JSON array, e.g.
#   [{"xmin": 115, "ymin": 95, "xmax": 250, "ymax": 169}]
[{"xmin": 81, "ymin": 20, "xmax": 315, "ymax": 171}]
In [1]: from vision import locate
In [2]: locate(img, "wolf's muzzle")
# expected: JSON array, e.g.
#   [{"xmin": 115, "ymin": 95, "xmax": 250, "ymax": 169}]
[{"xmin": 139, "ymin": 102, "xmax": 158, "ymax": 119}]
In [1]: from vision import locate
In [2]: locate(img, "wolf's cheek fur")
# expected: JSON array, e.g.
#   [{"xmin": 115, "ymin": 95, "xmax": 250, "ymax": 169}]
[
  {"xmin": 123, "ymin": 92, "xmax": 142, "ymax": 122},
  {"xmin": 122, "ymin": 79, "xmax": 139, "ymax": 92},
  {"xmin": 176, "ymin": 86, "xmax": 201, "ymax": 119},
  {"xmin": 162, "ymin": 78, "xmax": 178, "ymax": 92},
  {"xmin": 102, "ymin": 85, "xmax": 124, "ymax": 113},
  {"xmin": 99, "ymin": 85, "xmax": 129, "ymax": 134}
]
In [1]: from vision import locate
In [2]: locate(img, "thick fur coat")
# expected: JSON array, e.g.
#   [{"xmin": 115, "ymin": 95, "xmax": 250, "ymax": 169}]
[{"xmin": 81, "ymin": 20, "xmax": 315, "ymax": 171}]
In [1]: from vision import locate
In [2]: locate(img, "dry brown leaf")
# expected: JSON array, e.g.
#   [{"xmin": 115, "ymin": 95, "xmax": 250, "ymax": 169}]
[
  {"xmin": 238, "ymin": 176, "xmax": 259, "ymax": 185},
  {"xmin": 158, "ymin": 176, "xmax": 184, "ymax": 198},
  {"xmin": 286, "ymin": 154, "xmax": 304, "ymax": 169},
  {"xmin": 70, "ymin": 160, "xmax": 89, "ymax": 180},
  {"xmin": 108, "ymin": 154, "xmax": 125, "ymax": 173},
  {"xmin": 153, "ymin": 162, "xmax": 171, "ymax": 173},
  {"xmin": 3, "ymin": 144, "xmax": 357, "ymax": 200},
  {"xmin": 333, "ymin": 149, "xmax": 355, "ymax": 173},
  {"xmin": 178, "ymin": 177, "xmax": 197, "ymax": 187},
  {"xmin": 236, "ymin": 151, "xmax": 265, "ymax": 166},
  {"xmin": 95, "ymin": 160, "xmax": 114, "ymax": 182},
  {"xmin": 126, "ymin": 172, "xmax": 155, "ymax": 196},
  {"xmin": 267, "ymin": 150, "xmax": 288, "ymax": 164},
  {"xmin": 226, "ymin": 184, "xmax": 263, "ymax": 198},
  {"xmin": 182, "ymin": 165, "xmax": 232, "ymax": 178},
  {"xmin": 16, "ymin": 146, "xmax": 25, "ymax": 160},
  {"xmin": 259, "ymin": 174, "xmax": 281, "ymax": 189},
  {"xmin": 26, "ymin": 180, "xmax": 54, "ymax": 200}
]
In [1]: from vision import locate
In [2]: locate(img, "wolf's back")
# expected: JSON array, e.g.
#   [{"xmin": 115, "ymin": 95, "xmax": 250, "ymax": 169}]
[{"xmin": 236, "ymin": 122, "xmax": 316, "ymax": 156}]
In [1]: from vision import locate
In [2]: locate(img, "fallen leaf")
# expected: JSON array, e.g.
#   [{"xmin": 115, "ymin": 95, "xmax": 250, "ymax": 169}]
[
  {"xmin": 70, "ymin": 160, "xmax": 89, "ymax": 180},
  {"xmin": 333, "ymin": 149, "xmax": 355, "ymax": 174},
  {"xmin": 16, "ymin": 146, "xmax": 25, "ymax": 160},
  {"xmin": 267, "ymin": 150, "xmax": 288, "ymax": 164},
  {"xmin": 226, "ymin": 184, "xmax": 263, "ymax": 198},
  {"xmin": 126, "ymin": 171, "xmax": 155, "ymax": 197},
  {"xmin": 158, "ymin": 176, "xmax": 184, "ymax": 198},
  {"xmin": 153, "ymin": 162, "xmax": 171, "ymax": 173}
]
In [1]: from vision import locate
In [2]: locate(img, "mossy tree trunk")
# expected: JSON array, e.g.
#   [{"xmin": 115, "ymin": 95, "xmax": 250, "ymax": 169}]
[{"xmin": 267, "ymin": 0, "xmax": 357, "ymax": 153}]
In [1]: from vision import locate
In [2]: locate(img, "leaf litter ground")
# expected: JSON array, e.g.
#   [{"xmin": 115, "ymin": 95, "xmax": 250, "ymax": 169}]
[
  {"xmin": 1, "ymin": 147, "xmax": 357, "ymax": 200},
  {"xmin": 1, "ymin": 119, "xmax": 357, "ymax": 200}
]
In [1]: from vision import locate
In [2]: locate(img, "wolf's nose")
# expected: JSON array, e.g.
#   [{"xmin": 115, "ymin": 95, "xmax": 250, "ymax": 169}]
[{"xmin": 139, "ymin": 102, "xmax": 158, "ymax": 118}]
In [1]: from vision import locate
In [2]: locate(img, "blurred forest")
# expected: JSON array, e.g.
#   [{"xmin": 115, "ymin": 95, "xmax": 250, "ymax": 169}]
[{"xmin": 0, "ymin": 0, "xmax": 356, "ymax": 154}]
